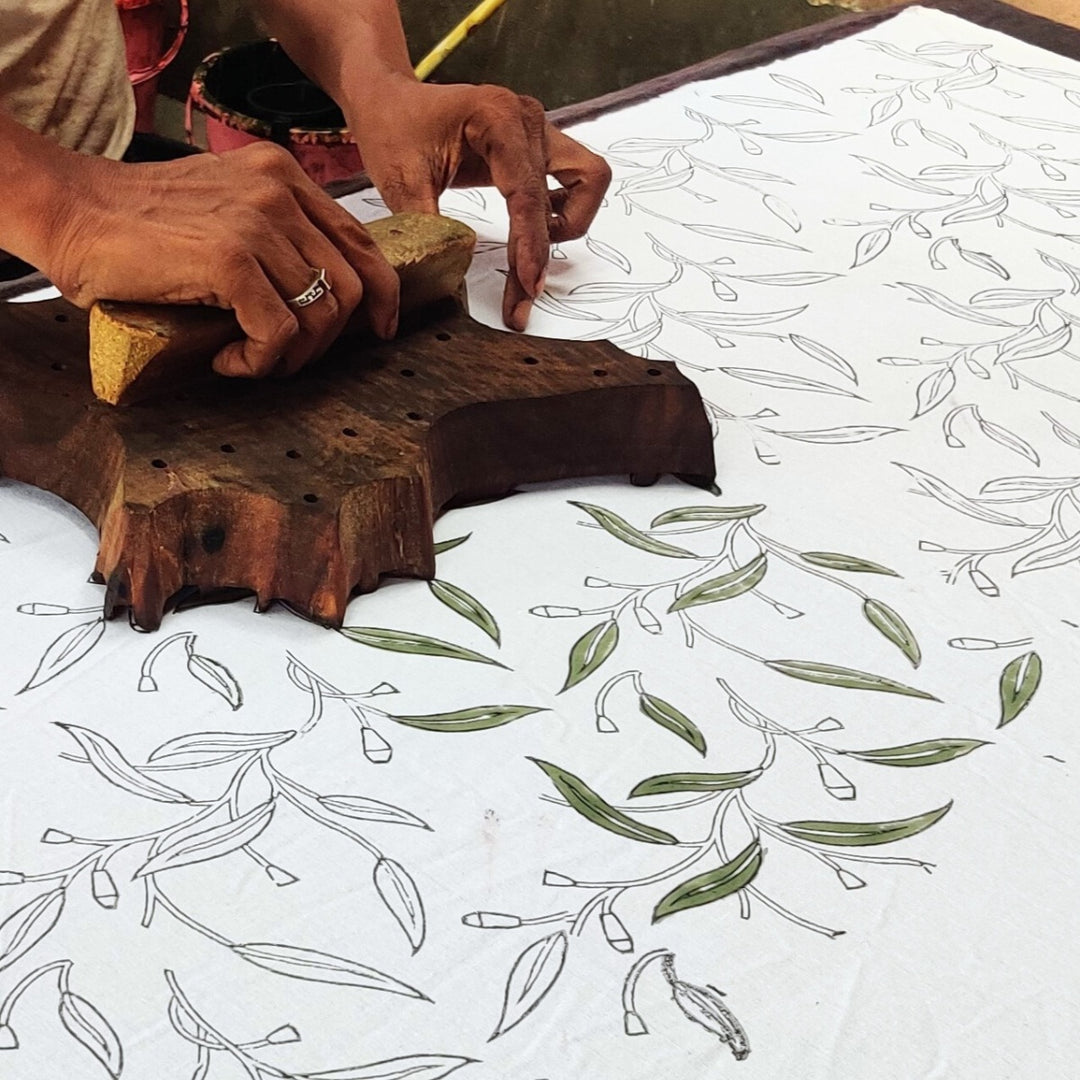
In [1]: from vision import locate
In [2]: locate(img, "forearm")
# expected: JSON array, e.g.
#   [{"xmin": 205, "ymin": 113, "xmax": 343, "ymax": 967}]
[
  {"xmin": 0, "ymin": 109, "xmax": 81, "ymax": 270},
  {"xmin": 257, "ymin": 0, "xmax": 416, "ymax": 109}
]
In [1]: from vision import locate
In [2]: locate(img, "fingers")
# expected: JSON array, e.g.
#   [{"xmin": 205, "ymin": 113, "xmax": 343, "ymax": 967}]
[
  {"xmin": 545, "ymin": 127, "xmax": 612, "ymax": 243},
  {"xmin": 464, "ymin": 89, "xmax": 552, "ymax": 331}
]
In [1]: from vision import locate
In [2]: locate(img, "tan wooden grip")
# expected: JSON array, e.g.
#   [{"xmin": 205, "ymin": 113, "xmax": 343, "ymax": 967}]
[{"xmin": 88, "ymin": 213, "xmax": 476, "ymax": 405}]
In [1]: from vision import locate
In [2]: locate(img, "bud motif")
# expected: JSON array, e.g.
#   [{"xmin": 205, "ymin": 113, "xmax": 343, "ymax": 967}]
[
  {"xmin": 600, "ymin": 911, "xmax": 634, "ymax": 953},
  {"xmin": 461, "ymin": 911, "xmax": 523, "ymax": 929},
  {"xmin": 529, "ymin": 606, "xmax": 583, "ymax": 618},
  {"xmin": 817, "ymin": 762, "xmax": 856, "ymax": 801},
  {"xmin": 623, "ymin": 1011, "xmax": 648, "ymax": 1037},
  {"xmin": 264, "ymin": 1025, "xmax": 300, "ymax": 1045},
  {"xmin": 361, "ymin": 727, "xmax": 393, "ymax": 764},
  {"xmin": 41, "ymin": 829, "xmax": 73, "ymax": 845},
  {"xmin": 542, "ymin": 871, "xmax": 576, "ymax": 888},
  {"xmin": 264, "ymin": 865, "xmax": 299, "ymax": 887},
  {"xmin": 91, "ymin": 868, "xmax": 119, "ymax": 909},
  {"xmin": 0, "ymin": 1024, "xmax": 17, "ymax": 1050}
]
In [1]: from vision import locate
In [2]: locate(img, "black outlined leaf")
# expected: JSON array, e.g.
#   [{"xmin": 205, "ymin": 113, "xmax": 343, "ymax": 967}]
[
  {"xmin": 629, "ymin": 771, "xmax": 761, "ymax": 797},
  {"xmin": 757, "ymin": 130, "xmax": 853, "ymax": 143},
  {"xmin": 428, "ymin": 580, "xmax": 500, "ymax": 645},
  {"xmin": 977, "ymin": 417, "xmax": 1040, "ymax": 465},
  {"xmin": 863, "ymin": 598, "xmax": 921, "ymax": 667},
  {"xmin": 855, "ymin": 157, "xmax": 951, "ymax": 194},
  {"xmin": 20, "ymin": 617, "xmax": 105, "ymax": 693},
  {"xmin": 764, "ymin": 660, "xmax": 938, "ymax": 700},
  {"xmin": 846, "ymin": 739, "xmax": 987, "ymax": 767},
  {"xmin": 340, "ymin": 628, "xmax": 505, "ymax": 667},
  {"xmin": 653, "ymin": 841, "xmax": 762, "ymax": 922},
  {"xmin": 997, "ymin": 324, "xmax": 1071, "ymax": 364},
  {"xmin": 571, "ymin": 502, "xmax": 696, "ymax": 558},
  {"xmin": 1005, "ymin": 115, "xmax": 1080, "ymax": 134},
  {"xmin": 531, "ymin": 291, "xmax": 603, "ymax": 321},
  {"xmin": 676, "ymin": 305, "xmax": 808, "ymax": 330},
  {"xmin": 942, "ymin": 194, "xmax": 1008, "ymax": 224},
  {"xmin": 608, "ymin": 137, "xmax": 692, "ymax": 152},
  {"xmin": 852, "ymin": 228, "xmax": 892, "ymax": 268},
  {"xmin": 561, "ymin": 621, "xmax": 620, "ymax": 693},
  {"xmin": 957, "ymin": 248, "xmax": 1009, "ymax": 279},
  {"xmin": 302, "ymin": 1056, "xmax": 473, "ymax": 1080},
  {"xmin": 530, "ymin": 759, "xmax": 678, "ymax": 845},
  {"xmin": 651, "ymin": 504, "xmax": 765, "ymax": 526},
  {"xmin": 899, "ymin": 282, "xmax": 1017, "ymax": 326},
  {"xmin": 919, "ymin": 125, "xmax": 967, "ymax": 156},
  {"xmin": 898, "ymin": 464, "xmax": 1029, "ymax": 527},
  {"xmin": 668, "ymin": 555, "xmax": 768, "ymax": 612},
  {"xmin": 639, "ymin": 693, "xmax": 706, "ymax": 755},
  {"xmin": 998, "ymin": 651, "xmax": 1042, "ymax": 727},
  {"xmin": 869, "ymin": 94, "xmax": 902, "ymax": 127},
  {"xmin": 231, "ymin": 943, "xmax": 427, "ymax": 998},
  {"xmin": 585, "ymin": 235, "xmax": 632, "ymax": 274},
  {"xmin": 713, "ymin": 93, "xmax": 825, "ymax": 114},
  {"xmin": 779, "ymin": 803, "xmax": 951, "ymax": 846},
  {"xmin": 1043, "ymin": 411, "xmax": 1080, "ymax": 450},
  {"xmin": 387, "ymin": 705, "xmax": 545, "ymax": 732},
  {"xmin": 567, "ymin": 281, "xmax": 671, "ymax": 302},
  {"xmin": 719, "ymin": 368, "xmax": 862, "ymax": 398},
  {"xmin": 185, "ymin": 653, "xmax": 243, "ymax": 710},
  {"xmin": 135, "ymin": 801, "xmax": 275, "ymax": 877},
  {"xmin": 58, "ymin": 993, "xmax": 123, "ymax": 1078},
  {"xmin": 149, "ymin": 730, "xmax": 296, "ymax": 762},
  {"xmin": 374, "ymin": 858, "xmax": 425, "ymax": 954},
  {"xmin": 620, "ymin": 167, "xmax": 694, "ymax": 197},
  {"xmin": 0, "ymin": 889, "xmax": 64, "ymax": 973},
  {"xmin": 434, "ymin": 534, "xmax": 471, "ymax": 555},
  {"xmin": 970, "ymin": 288, "xmax": 1063, "ymax": 308},
  {"xmin": 59, "ymin": 725, "xmax": 190, "ymax": 803},
  {"xmin": 913, "ymin": 367, "xmax": 957, "ymax": 418},
  {"xmin": 318, "ymin": 795, "xmax": 431, "ymax": 830},
  {"xmin": 489, "ymin": 932, "xmax": 567, "ymax": 1040},
  {"xmin": 790, "ymin": 335, "xmax": 858, "ymax": 383},
  {"xmin": 734, "ymin": 272, "xmax": 835, "ymax": 286},
  {"xmin": 684, "ymin": 224, "xmax": 809, "ymax": 251},
  {"xmin": 799, "ymin": 552, "xmax": 899, "ymax": 576}
]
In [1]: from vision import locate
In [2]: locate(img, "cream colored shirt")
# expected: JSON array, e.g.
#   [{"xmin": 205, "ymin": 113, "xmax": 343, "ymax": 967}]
[{"xmin": 0, "ymin": 0, "xmax": 136, "ymax": 159}]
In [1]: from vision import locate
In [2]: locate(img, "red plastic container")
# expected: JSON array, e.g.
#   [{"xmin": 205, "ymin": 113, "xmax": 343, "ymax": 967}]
[
  {"xmin": 115, "ymin": 0, "xmax": 189, "ymax": 133},
  {"xmin": 187, "ymin": 40, "xmax": 362, "ymax": 186}
]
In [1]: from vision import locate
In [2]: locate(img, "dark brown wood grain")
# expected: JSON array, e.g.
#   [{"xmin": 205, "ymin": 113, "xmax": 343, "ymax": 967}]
[{"xmin": 0, "ymin": 296, "xmax": 715, "ymax": 629}]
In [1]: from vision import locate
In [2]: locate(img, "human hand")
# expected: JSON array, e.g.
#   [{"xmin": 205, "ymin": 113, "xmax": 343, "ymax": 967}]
[
  {"xmin": 45, "ymin": 141, "xmax": 400, "ymax": 377},
  {"xmin": 346, "ymin": 78, "xmax": 611, "ymax": 330}
]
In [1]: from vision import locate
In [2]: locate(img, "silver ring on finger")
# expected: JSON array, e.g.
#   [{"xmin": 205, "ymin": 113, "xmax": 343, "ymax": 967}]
[{"xmin": 289, "ymin": 268, "xmax": 332, "ymax": 308}]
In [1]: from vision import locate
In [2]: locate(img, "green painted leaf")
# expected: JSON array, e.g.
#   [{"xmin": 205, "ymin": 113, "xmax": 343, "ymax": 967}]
[
  {"xmin": 998, "ymin": 650, "xmax": 1042, "ymax": 727},
  {"xmin": 846, "ymin": 738, "xmax": 987, "ymax": 767},
  {"xmin": 340, "ymin": 627, "xmax": 504, "ymax": 667},
  {"xmin": 433, "ymin": 534, "xmax": 471, "ymax": 555},
  {"xmin": 629, "ymin": 770, "xmax": 761, "ymax": 797},
  {"xmin": 780, "ymin": 802, "xmax": 952, "ymax": 847},
  {"xmin": 388, "ymin": 705, "xmax": 545, "ymax": 732},
  {"xmin": 650, "ymin": 505, "xmax": 766, "ymax": 527},
  {"xmin": 764, "ymin": 659, "xmax": 938, "ymax": 700},
  {"xmin": 638, "ymin": 694, "xmax": 706, "ymax": 755},
  {"xmin": 863, "ymin": 598, "xmax": 922, "ymax": 667},
  {"xmin": 530, "ymin": 759, "xmax": 678, "ymax": 845},
  {"xmin": 799, "ymin": 551, "xmax": 900, "ymax": 576},
  {"xmin": 652, "ymin": 840, "xmax": 762, "ymax": 922},
  {"xmin": 561, "ymin": 620, "xmax": 619, "ymax": 692},
  {"xmin": 571, "ymin": 502, "xmax": 697, "ymax": 559},
  {"xmin": 428, "ymin": 580, "xmax": 500, "ymax": 645},
  {"xmin": 668, "ymin": 554, "xmax": 768, "ymax": 612}
]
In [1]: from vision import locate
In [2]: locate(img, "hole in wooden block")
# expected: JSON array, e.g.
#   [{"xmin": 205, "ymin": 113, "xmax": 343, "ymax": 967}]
[
  {"xmin": 522, "ymin": 356, "xmax": 539, "ymax": 365},
  {"xmin": 303, "ymin": 493, "xmax": 318, "ymax": 503},
  {"xmin": 341, "ymin": 428, "xmax": 358, "ymax": 437},
  {"xmin": 151, "ymin": 459, "xmax": 167, "ymax": 469},
  {"xmin": 647, "ymin": 368, "xmax": 662, "ymax": 376},
  {"xmin": 593, "ymin": 369, "xmax": 607, "ymax": 377},
  {"xmin": 400, "ymin": 369, "xmax": 415, "ymax": 378},
  {"xmin": 54, "ymin": 314, "xmax": 67, "ymax": 323},
  {"xmin": 51, "ymin": 362, "xmax": 65, "ymax": 371},
  {"xmin": 220, "ymin": 444, "xmax": 236, "ymax": 454},
  {"xmin": 436, "ymin": 332, "xmax": 451, "ymax": 342},
  {"xmin": 286, "ymin": 449, "xmax": 301, "ymax": 459},
  {"xmin": 406, "ymin": 411, "xmax": 422, "ymax": 421}
]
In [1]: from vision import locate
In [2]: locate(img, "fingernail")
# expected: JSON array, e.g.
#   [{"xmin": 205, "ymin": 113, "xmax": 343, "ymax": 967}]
[
  {"xmin": 511, "ymin": 299, "xmax": 533, "ymax": 331},
  {"xmin": 382, "ymin": 311, "xmax": 399, "ymax": 340}
]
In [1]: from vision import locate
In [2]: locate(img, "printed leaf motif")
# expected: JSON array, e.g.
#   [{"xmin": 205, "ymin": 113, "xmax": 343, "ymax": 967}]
[
  {"xmin": 790, "ymin": 335, "xmax": 858, "ymax": 383},
  {"xmin": 898, "ymin": 464, "xmax": 1029, "ymax": 527},
  {"xmin": 489, "ymin": 932, "xmax": 568, "ymax": 1040},
  {"xmin": 134, "ymin": 801, "xmax": 275, "ymax": 878},
  {"xmin": 684, "ymin": 224, "xmax": 809, "ymax": 251},
  {"xmin": 771, "ymin": 426, "xmax": 901, "ymax": 444},
  {"xmin": 997, "ymin": 324, "xmax": 1071, "ymax": 365},
  {"xmin": 639, "ymin": 693, "xmax": 707, "ymax": 755},
  {"xmin": 846, "ymin": 739, "xmax": 987, "ymax": 767},
  {"xmin": 863, "ymin": 598, "xmax": 922, "ymax": 667},
  {"xmin": 1013, "ymin": 531, "xmax": 1080, "ymax": 574},
  {"xmin": 770, "ymin": 72, "xmax": 825, "ymax": 104},
  {"xmin": 762, "ymin": 195, "xmax": 802, "ymax": 233},
  {"xmin": 998, "ymin": 651, "xmax": 1042, "ymax": 727},
  {"xmin": 434, "ymin": 534, "xmax": 471, "ymax": 555},
  {"xmin": 651, "ymin": 504, "xmax": 765, "ymax": 526},
  {"xmin": 530, "ymin": 759, "xmax": 678, "ymax": 845},
  {"xmin": 652, "ymin": 840, "xmax": 762, "ymax": 922},
  {"xmin": 20, "ymin": 617, "xmax": 105, "ymax": 693},
  {"xmin": 733, "ymin": 272, "xmax": 835, "ymax": 286},
  {"xmin": 764, "ymin": 660, "xmax": 938, "ymax": 700},
  {"xmin": 585, "ymin": 234, "xmax": 632, "ymax": 274},
  {"xmin": 186, "ymin": 654, "xmax": 243, "ymax": 711},
  {"xmin": 388, "ymin": 705, "xmax": 545, "ymax": 733},
  {"xmin": 970, "ymin": 288, "xmax": 1063, "ymax": 308},
  {"xmin": 855, "ymin": 156, "xmax": 951, "ymax": 194},
  {"xmin": 898, "ymin": 282, "xmax": 1017, "ymax": 326},
  {"xmin": 428, "ymin": 580, "xmax": 500, "ymax": 645},
  {"xmin": 719, "ymin": 368, "xmax": 862, "ymax": 398},
  {"xmin": 318, "ymin": 795, "xmax": 431, "ymax": 830},
  {"xmin": 976, "ymin": 417, "xmax": 1040, "ymax": 465},
  {"xmin": 713, "ymin": 93, "xmax": 825, "ymax": 114},
  {"xmin": 59, "ymin": 724, "xmax": 190, "ymax": 803},
  {"xmin": 678, "ymin": 305, "xmax": 808, "ymax": 329},
  {"xmin": 302, "ymin": 1055, "xmax": 473, "ymax": 1080},
  {"xmin": 340, "ymin": 627, "xmax": 504, "ymax": 668},
  {"xmin": 58, "ymin": 993, "xmax": 123, "ymax": 1078},
  {"xmin": 799, "ymin": 552, "xmax": 899, "ymax": 576},
  {"xmin": 779, "ymin": 803, "xmax": 952, "ymax": 846},
  {"xmin": 149, "ymin": 730, "xmax": 296, "ymax": 761},
  {"xmin": 869, "ymin": 93, "xmax": 903, "ymax": 126},
  {"xmin": 571, "ymin": 501, "xmax": 696, "ymax": 558},
  {"xmin": 1043, "ymin": 411, "xmax": 1080, "ymax": 450},
  {"xmin": 852, "ymin": 228, "xmax": 892, "ymax": 268},
  {"xmin": 629, "ymin": 771, "xmax": 761, "ymax": 797},
  {"xmin": 0, "ymin": 889, "xmax": 64, "ymax": 973},
  {"xmin": 231, "ymin": 943, "xmax": 427, "ymax": 998},
  {"xmin": 374, "ymin": 858, "xmax": 426, "ymax": 954},
  {"xmin": 913, "ymin": 367, "xmax": 957, "ymax": 418},
  {"xmin": 668, "ymin": 554, "xmax": 768, "ymax": 612},
  {"xmin": 561, "ymin": 621, "xmax": 619, "ymax": 693}
]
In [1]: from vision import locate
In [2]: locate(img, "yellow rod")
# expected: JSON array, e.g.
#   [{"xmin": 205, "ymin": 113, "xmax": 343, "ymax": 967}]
[{"xmin": 413, "ymin": 0, "xmax": 512, "ymax": 81}]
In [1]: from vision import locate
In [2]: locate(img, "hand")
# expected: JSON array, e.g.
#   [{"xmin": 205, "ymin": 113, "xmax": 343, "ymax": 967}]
[
  {"xmin": 45, "ymin": 141, "xmax": 400, "ymax": 377},
  {"xmin": 346, "ymin": 78, "xmax": 612, "ymax": 331}
]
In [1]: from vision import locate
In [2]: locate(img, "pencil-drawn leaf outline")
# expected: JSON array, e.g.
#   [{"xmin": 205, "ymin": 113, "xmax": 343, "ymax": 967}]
[
  {"xmin": 898, "ymin": 464, "xmax": 1030, "ymax": 527},
  {"xmin": 719, "ymin": 368, "xmax": 863, "ymax": 399},
  {"xmin": 489, "ymin": 931, "xmax": 568, "ymax": 1041},
  {"xmin": 584, "ymin": 235, "xmax": 632, "ymax": 274},
  {"xmin": 789, "ymin": 335, "xmax": 858, "ymax": 383},
  {"xmin": 913, "ymin": 367, "xmax": 957, "ymax": 419}
]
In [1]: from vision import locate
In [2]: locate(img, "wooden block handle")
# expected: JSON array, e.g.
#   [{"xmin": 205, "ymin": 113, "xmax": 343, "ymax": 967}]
[{"xmin": 88, "ymin": 213, "xmax": 477, "ymax": 405}]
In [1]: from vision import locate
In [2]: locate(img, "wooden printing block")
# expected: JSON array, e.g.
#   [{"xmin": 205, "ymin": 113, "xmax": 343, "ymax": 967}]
[{"xmin": 0, "ymin": 249, "xmax": 715, "ymax": 630}]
